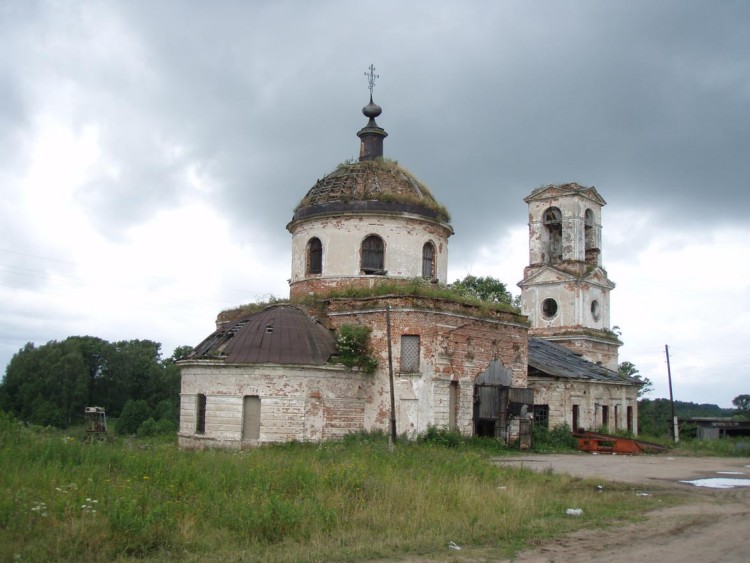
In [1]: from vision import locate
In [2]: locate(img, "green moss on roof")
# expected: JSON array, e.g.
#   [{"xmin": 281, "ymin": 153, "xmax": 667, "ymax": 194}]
[{"xmin": 295, "ymin": 157, "xmax": 451, "ymax": 223}]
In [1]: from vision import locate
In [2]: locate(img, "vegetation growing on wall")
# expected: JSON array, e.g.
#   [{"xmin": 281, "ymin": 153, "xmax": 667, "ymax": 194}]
[
  {"xmin": 319, "ymin": 277, "xmax": 523, "ymax": 316},
  {"xmin": 333, "ymin": 325, "xmax": 378, "ymax": 374}
]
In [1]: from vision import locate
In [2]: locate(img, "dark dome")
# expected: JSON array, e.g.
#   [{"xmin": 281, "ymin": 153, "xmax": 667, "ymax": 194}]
[
  {"xmin": 291, "ymin": 158, "xmax": 451, "ymax": 224},
  {"xmin": 188, "ymin": 305, "xmax": 336, "ymax": 365}
]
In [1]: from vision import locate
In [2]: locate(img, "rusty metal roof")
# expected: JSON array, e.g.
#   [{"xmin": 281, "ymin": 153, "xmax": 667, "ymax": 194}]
[
  {"xmin": 528, "ymin": 338, "xmax": 635, "ymax": 384},
  {"xmin": 188, "ymin": 305, "xmax": 336, "ymax": 365}
]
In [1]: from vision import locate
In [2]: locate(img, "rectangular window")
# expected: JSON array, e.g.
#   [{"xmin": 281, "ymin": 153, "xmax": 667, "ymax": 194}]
[
  {"xmin": 400, "ymin": 335, "xmax": 420, "ymax": 373},
  {"xmin": 196, "ymin": 393, "xmax": 206, "ymax": 434},
  {"xmin": 601, "ymin": 405, "xmax": 609, "ymax": 429},
  {"xmin": 572, "ymin": 404, "xmax": 580, "ymax": 432},
  {"xmin": 614, "ymin": 405, "xmax": 619, "ymax": 431},
  {"xmin": 533, "ymin": 404, "xmax": 549, "ymax": 428}
]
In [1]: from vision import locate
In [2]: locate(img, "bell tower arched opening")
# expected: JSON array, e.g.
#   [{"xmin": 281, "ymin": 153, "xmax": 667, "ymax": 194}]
[{"xmin": 543, "ymin": 207, "xmax": 563, "ymax": 264}]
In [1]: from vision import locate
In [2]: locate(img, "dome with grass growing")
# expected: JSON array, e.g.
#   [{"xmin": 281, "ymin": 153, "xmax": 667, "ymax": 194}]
[{"xmin": 291, "ymin": 158, "xmax": 451, "ymax": 225}]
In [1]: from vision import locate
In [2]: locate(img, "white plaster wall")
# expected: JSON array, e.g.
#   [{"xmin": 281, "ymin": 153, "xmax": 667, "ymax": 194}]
[
  {"xmin": 289, "ymin": 214, "xmax": 451, "ymax": 284},
  {"xmin": 522, "ymin": 280, "xmax": 611, "ymax": 330},
  {"xmin": 178, "ymin": 362, "xmax": 370, "ymax": 448}
]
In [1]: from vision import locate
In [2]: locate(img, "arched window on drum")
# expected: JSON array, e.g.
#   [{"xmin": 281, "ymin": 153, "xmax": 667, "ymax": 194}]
[
  {"xmin": 422, "ymin": 242, "xmax": 436, "ymax": 279},
  {"xmin": 361, "ymin": 235, "xmax": 385, "ymax": 274},
  {"xmin": 306, "ymin": 237, "xmax": 322, "ymax": 275}
]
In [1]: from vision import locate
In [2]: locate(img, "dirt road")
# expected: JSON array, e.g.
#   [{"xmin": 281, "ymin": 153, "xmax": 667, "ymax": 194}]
[{"xmin": 494, "ymin": 453, "xmax": 750, "ymax": 562}]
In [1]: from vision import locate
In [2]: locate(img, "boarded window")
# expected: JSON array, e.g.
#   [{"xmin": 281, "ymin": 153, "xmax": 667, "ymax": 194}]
[
  {"xmin": 196, "ymin": 393, "xmax": 206, "ymax": 434},
  {"xmin": 242, "ymin": 395, "xmax": 261, "ymax": 441},
  {"xmin": 307, "ymin": 237, "xmax": 322, "ymax": 274},
  {"xmin": 361, "ymin": 235, "xmax": 385, "ymax": 274},
  {"xmin": 422, "ymin": 242, "xmax": 435, "ymax": 279},
  {"xmin": 533, "ymin": 404, "xmax": 549, "ymax": 428},
  {"xmin": 400, "ymin": 335, "xmax": 420, "ymax": 373}
]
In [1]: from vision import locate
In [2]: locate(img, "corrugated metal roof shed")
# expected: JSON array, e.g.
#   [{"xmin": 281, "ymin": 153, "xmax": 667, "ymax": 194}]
[
  {"xmin": 189, "ymin": 305, "xmax": 336, "ymax": 365},
  {"xmin": 528, "ymin": 338, "xmax": 634, "ymax": 384}
]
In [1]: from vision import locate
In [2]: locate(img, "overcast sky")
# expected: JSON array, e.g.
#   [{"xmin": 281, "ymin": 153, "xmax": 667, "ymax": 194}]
[{"xmin": 2, "ymin": 1, "xmax": 748, "ymax": 407}]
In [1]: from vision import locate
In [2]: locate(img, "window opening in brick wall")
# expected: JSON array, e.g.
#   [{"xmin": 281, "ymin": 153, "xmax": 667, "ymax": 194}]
[
  {"xmin": 601, "ymin": 405, "xmax": 609, "ymax": 429},
  {"xmin": 361, "ymin": 235, "xmax": 385, "ymax": 274},
  {"xmin": 533, "ymin": 404, "xmax": 549, "ymax": 428},
  {"xmin": 196, "ymin": 393, "xmax": 206, "ymax": 434},
  {"xmin": 422, "ymin": 242, "xmax": 435, "ymax": 279},
  {"xmin": 307, "ymin": 237, "xmax": 322, "ymax": 275},
  {"xmin": 572, "ymin": 404, "xmax": 580, "ymax": 432},
  {"xmin": 627, "ymin": 406, "xmax": 633, "ymax": 433},
  {"xmin": 400, "ymin": 335, "xmax": 420, "ymax": 373}
]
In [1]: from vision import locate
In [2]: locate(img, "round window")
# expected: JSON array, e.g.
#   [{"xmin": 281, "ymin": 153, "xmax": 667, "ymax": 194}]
[
  {"xmin": 591, "ymin": 300, "xmax": 601, "ymax": 321},
  {"xmin": 541, "ymin": 298, "xmax": 558, "ymax": 319}
]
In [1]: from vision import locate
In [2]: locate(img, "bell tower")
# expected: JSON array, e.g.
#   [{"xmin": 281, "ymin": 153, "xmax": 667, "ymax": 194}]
[{"xmin": 518, "ymin": 183, "xmax": 621, "ymax": 370}]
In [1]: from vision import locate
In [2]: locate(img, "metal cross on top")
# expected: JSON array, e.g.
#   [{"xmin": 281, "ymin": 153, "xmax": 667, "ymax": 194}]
[{"xmin": 364, "ymin": 64, "xmax": 379, "ymax": 96}]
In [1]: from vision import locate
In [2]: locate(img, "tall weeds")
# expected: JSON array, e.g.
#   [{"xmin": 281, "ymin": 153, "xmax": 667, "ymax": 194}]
[{"xmin": 1, "ymin": 415, "xmax": 667, "ymax": 562}]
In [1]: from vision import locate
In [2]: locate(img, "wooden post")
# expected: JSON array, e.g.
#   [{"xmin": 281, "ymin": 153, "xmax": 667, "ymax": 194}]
[
  {"xmin": 386, "ymin": 305, "xmax": 397, "ymax": 451},
  {"xmin": 665, "ymin": 344, "xmax": 677, "ymax": 443}
]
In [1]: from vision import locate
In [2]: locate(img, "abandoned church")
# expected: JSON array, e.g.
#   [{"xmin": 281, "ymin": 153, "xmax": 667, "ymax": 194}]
[{"xmin": 178, "ymin": 79, "xmax": 640, "ymax": 449}]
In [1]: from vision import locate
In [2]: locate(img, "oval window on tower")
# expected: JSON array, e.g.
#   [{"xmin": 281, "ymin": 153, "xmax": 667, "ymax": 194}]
[
  {"xmin": 542, "ymin": 298, "xmax": 558, "ymax": 319},
  {"xmin": 591, "ymin": 300, "xmax": 601, "ymax": 321}
]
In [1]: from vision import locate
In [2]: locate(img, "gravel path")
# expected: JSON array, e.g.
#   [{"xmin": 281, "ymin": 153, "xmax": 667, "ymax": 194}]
[{"xmin": 493, "ymin": 453, "xmax": 750, "ymax": 562}]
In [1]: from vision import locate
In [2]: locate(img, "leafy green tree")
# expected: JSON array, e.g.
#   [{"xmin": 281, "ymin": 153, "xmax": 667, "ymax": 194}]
[
  {"xmin": 116, "ymin": 399, "xmax": 152, "ymax": 435},
  {"xmin": 618, "ymin": 361, "xmax": 653, "ymax": 398},
  {"xmin": 733, "ymin": 394, "xmax": 750, "ymax": 418},
  {"xmin": 1, "ymin": 336, "xmax": 191, "ymax": 428},
  {"xmin": 0, "ymin": 340, "xmax": 88, "ymax": 427},
  {"xmin": 449, "ymin": 275, "xmax": 515, "ymax": 305},
  {"xmin": 136, "ymin": 417, "xmax": 158, "ymax": 437}
]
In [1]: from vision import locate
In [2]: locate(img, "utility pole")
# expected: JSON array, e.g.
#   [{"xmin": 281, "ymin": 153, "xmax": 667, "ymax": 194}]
[
  {"xmin": 386, "ymin": 305, "xmax": 397, "ymax": 452},
  {"xmin": 665, "ymin": 344, "xmax": 677, "ymax": 443}
]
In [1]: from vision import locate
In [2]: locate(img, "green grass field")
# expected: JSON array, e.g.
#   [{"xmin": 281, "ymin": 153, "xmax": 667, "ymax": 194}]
[{"xmin": 1, "ymin": 415, "xmax": 674, "ymax": 562}]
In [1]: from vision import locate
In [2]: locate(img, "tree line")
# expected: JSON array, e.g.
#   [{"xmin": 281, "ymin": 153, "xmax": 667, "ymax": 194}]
[{"xmin": 0, "ymin": 336, "xmax": 191, "ymax": 429}]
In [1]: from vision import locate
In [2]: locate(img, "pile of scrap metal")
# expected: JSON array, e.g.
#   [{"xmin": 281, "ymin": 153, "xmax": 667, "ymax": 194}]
[{"xmin": 574, "ymin": 431, "xmax": 668, "ymax": 455}]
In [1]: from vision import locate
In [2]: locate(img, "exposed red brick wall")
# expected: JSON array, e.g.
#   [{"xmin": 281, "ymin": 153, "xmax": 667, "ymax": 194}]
[{"xmin": 319, "ymin": 295, "xmax": 529, "ymax": 388}]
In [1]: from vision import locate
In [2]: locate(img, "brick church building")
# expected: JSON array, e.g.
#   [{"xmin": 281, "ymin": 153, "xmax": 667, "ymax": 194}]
[{"xmin": 178, "ymin": 82, "xmax": 639, "ymax": 449}]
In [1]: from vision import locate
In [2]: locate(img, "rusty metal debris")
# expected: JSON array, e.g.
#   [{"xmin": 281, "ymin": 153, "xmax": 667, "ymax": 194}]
[
  {"xmin": 574, "ymin": 431, "xmax": 668, "ymax": 455},
  {"xmin": 84, "ymin": 407, "xmax": 107, "ymax": 441}
]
